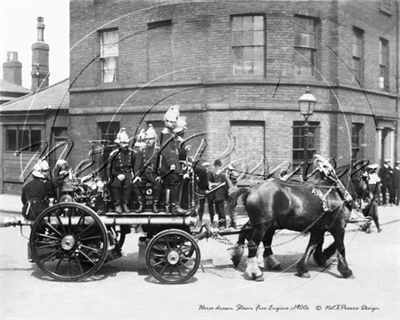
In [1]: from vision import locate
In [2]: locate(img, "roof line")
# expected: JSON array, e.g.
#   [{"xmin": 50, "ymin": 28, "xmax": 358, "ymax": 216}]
[{"xmin": 1, "ymin": 78, "xmax": 70, "ymax": 106}]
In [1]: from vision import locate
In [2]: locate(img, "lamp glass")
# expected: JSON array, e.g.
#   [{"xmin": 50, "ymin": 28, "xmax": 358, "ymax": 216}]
[
  {"xmin": 299, "ymin": 100, "xmax": 316, "ymax": 117},
  {"xmin": 298, "ymin": 88, "xmax": 317, "ymax": 117}
]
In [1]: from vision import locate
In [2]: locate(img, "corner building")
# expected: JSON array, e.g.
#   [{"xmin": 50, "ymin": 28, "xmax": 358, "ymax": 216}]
[{"xmin": 69, "ymin": 0, "xmax": 399, "ymax": 174}]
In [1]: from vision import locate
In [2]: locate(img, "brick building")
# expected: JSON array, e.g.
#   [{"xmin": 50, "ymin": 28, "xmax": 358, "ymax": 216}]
[
  {"xmin": 1, "ymin": 0, "xmax": 399, "ymax": 194},
  {"xmin": 0, "ymin": 17, "xmax": 68, "ymax": 194},
  {"xmin": 68, "ymin": 0, "xmax": 399, "ymax": 173}
]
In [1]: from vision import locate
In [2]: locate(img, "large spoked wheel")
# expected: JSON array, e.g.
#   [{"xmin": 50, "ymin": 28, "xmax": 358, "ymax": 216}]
[
  {"xmin": 145, "ymin": 229, "xmax": 201, "ymax": 284},
  {"xmin": 30, "ymin": 202, "xmax": 108, "ymax": 281}
]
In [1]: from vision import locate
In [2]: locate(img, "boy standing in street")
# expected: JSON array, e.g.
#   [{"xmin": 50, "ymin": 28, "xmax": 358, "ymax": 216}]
[{"xmin": 212, "ymin": 159, "xmax": 229, "ymax": 229}]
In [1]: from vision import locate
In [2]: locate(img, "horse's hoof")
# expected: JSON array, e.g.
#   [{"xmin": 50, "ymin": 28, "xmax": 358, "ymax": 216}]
[
  {"xmin": 265, "ymin": 257, "xmax": 282, "ymax": 271},
  {"xmin": 295, "ymin": 272, "xmax": 310, "ymax": 278},
  {"xmin": 340, "ymin": 269, "xmax": 353, "ymax": 279},
  {"xmin": 253, "ymin": 274, "xmax": 265, "ymax": 282}
]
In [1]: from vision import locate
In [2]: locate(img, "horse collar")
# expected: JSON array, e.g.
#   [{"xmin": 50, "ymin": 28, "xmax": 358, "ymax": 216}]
[{"xmin": 312, "ymin": 187, "xmax": 334, "ymax": 212}]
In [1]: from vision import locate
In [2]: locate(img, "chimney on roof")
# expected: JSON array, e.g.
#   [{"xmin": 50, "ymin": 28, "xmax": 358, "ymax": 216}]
[
  {"xmin": 3, "ymin": 51, "xmax": 22, "ymax": 86},
  {"xmin": 31, "ymin": 17, "xmax": 50, "ymax": 92}
]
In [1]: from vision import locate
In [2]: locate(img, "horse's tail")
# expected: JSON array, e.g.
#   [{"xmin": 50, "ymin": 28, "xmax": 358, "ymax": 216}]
[{"xmin": 226, "ymin": 187, "xmax": 250, "ymax": 215}]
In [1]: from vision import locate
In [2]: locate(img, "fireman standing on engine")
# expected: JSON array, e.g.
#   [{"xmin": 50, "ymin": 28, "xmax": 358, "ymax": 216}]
[
  {"xmin": 174, "ymin": 115, "xmax": 210, "ymax": 210},
  {"xmin": 158, "ymin": 105, "xmax": 188, "ymax": 215},
  {"xmin": 108, "ymin": 128, "xmax": 137, "ymax": 214},
  {"xmin": 133, "ymin": 124, "xmax": 162, "ymax": 213}
]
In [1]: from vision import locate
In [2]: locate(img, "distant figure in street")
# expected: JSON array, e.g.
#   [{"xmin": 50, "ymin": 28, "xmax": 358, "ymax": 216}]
[
  {"xmin": 367, "ymin": 164, "xmax": 381, "ymax": 205},
  {"xmin": 227, "ymin": 164, "xmax": 239, "ymax": 228},
  {"xmin": 379, "ymin": 159, "xmax": 395, "ymax": 206},
  {"xmin": 197, "ymin": 162, "xmax": 216, "ymax": 226},
  {"xmin": 394, "ymin": 160, "xmax": 400, "ymax": 206},
  {"xmin": 212, "ymin": 159, "xmax": 229, "ymax": 229},
  {"xmin": 358, "ymin": 166, "xmax": 382, "ymax": 233}
]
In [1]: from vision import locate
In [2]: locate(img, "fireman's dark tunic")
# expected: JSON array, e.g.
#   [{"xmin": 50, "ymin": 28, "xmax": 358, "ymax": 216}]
[
  {"xmin": 21, "ymin": 176, "xmax": 59, "ymax": 220},
  {"xmin": 108, "ymin": 147, "xmax": 137, "ymax": 189},
  {"xmin": 157, "ymin": 128, "xmax": 180, "ymax": 185},
  {"xmin": 135, "ymin": 146, "xmax": 160, "ymax": 184}
]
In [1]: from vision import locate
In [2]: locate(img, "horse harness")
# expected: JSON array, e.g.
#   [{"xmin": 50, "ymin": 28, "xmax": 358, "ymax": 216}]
[{"xmin": 311, "ymin": 185, "xmax": 344, "ymax": 212}]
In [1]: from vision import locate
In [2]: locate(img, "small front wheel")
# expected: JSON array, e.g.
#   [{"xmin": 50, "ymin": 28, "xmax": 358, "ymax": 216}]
[{"xmin": 145, "ymin": 229, "xmax": 200, "ymax": 284}]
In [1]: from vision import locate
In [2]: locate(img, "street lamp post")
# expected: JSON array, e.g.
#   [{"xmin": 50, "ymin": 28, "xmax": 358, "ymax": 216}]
[{"xmin": 298, "ymin": 86, "xmax": 317, "ymax": 179}]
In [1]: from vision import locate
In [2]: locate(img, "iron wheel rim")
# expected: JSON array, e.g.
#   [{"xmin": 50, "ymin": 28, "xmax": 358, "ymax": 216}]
[
  {"xmin": 30, "ymin": 202, "xmax": 108, "ymax": 281},
  {"xmin": 145, "ymin": 229, "xmax": 200, "ymax": 284}
]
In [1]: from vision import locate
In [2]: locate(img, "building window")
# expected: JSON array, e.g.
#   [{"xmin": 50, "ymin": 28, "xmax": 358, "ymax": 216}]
[
  {"xmin": 379, "ymin": 38, "xmax": 389, "ymax": 90},
  {"xmin": 351, "ymin": 123, "xmax": 364, "ymax": 163},
  {"xmin": 352, "ymin": 27, "xmax": 364, "ymax": 85},
  {"xmin": 100, "ymin": 29, "xmax": 118, "ymax": 83},
  {"xmin": 53, "ymin": 127, "xmax": 68, "ymax": 138},
  {"xmin": 293, "ymin": 16, "xmax": 318, "ymax": 77},
  {"xmin": 98, "ymin": 122, "xmax": 120, "ymax": 145},
  {"xmin": 231, "ymin": 15, "xmax": 265, "ymax": 76},
  {"xmin": 292, "ymin": 121, "xmax": 319, "ymax": 169},
  {"xmin": 5, "ymin": 125, "xmax": 42, "ymax": 152}
]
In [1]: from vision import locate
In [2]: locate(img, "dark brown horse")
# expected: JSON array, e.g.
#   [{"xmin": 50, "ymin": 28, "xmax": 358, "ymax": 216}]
[
  {"xmin": 227, "ymin": 175, "xmax": 355, "ymax": 281},
  {"xmin": 228, "ymin": 160, "xmax": 370, "ymax": 281}
]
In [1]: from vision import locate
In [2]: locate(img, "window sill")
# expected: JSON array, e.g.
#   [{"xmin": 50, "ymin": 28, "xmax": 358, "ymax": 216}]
[{"xmin": 4, "ymin": 151, "xmax": 38, "ymax": 154}]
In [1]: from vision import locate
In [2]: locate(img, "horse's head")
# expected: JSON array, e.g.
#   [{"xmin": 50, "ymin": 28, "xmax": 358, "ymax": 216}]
[
  {"xmin": 337, "ymin": 160, "xmax": 370, "ymax": 199},
  {"xmin": 350, "ymin": 167, "xmax": 369, "ymax": 198}
]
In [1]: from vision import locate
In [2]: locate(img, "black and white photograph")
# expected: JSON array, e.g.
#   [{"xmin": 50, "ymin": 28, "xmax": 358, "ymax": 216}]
[{"xmin": 0, "ymin": 0, "xmax": 399, "ymax": 319}]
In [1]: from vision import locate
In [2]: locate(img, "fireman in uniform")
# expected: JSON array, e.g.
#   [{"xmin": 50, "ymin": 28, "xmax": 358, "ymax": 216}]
[
  {"xmin": 21, "ymin": 159, "xmax": 59, "ymax": 220},
  {"xmin": 157, "ymin": 105, "xmax": 188, "ymax": 215},
  {"xmin": 174, "ymin": 115, "xmax": 209, "ymax": 210},
  {"xmin": 133, "ymin": 124, "xmax": 162, "ymax": 213},
  {"xmin": 108, "ymin": 128, "xmax": 137, "ymax": 214}
]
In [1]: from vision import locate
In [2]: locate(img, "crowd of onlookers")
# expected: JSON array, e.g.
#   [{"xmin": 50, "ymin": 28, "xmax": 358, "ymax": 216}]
[
  {"xmin": 197, "ymin": 159, "xmax": 239, "ymax": 230},
  {"xmin": 367, "ymin": 159, "xmax": 400, "ymax": 207}
]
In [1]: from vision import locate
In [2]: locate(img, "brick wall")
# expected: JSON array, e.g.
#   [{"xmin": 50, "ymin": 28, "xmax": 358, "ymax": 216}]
[
  {"xmin": 70, "ymin": 0, "xmax": 399, "ymax": 91},
  {"xmin": 67, "ymin": 0, "xmax": 398, "ymax": 178},
  {"xmin": 337, "ymin": 0, "xmax": 398, "ymax": 93}
]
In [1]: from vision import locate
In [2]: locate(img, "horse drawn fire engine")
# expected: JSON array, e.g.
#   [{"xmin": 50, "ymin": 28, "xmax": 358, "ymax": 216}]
[
  {"xmin": 1, "ymin": 155, "xmax": 218, "ymax": 284},
  {"xmin": 0, "ymin": 126, "xmax": 239, "ymax": 284},
  {"xmin": 0, "ymin": 133, "xmax": 374, "ymax": 284}
]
